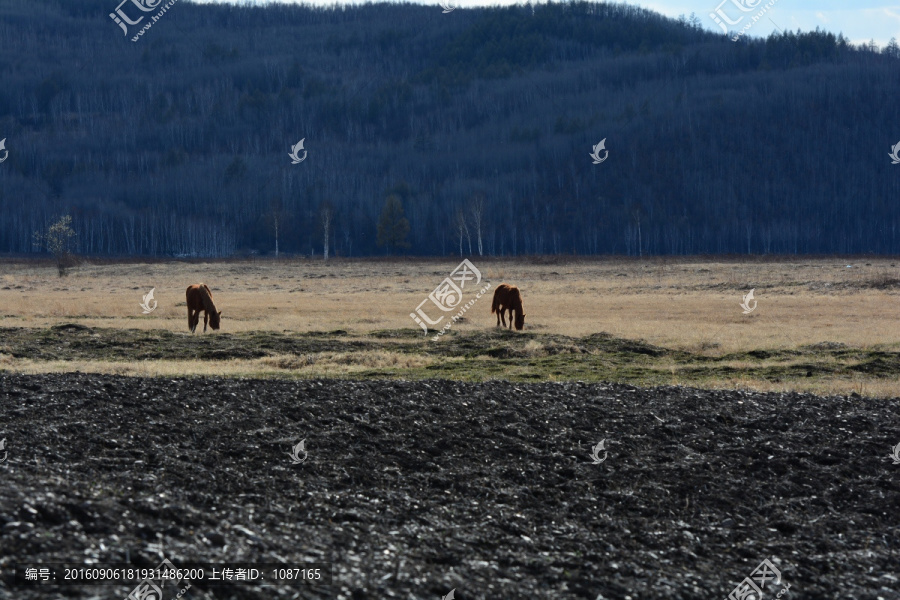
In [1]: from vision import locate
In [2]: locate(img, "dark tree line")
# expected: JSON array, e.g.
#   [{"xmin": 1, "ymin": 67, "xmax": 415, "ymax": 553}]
[{"xmin": 1, "ymin": 0, "xmax": 899, "ymax": 257}]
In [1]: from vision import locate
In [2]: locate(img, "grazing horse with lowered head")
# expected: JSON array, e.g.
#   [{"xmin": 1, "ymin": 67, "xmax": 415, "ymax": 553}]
[
  {"xmin": 491, "ymin": 284, "xmax": 525, "ymax": 331},
  {"xmin": 186, "ymin": 283, "xmax": 221, "ymax": 333}
]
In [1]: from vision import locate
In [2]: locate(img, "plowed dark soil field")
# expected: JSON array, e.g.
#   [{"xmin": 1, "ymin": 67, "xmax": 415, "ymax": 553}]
[{"xmin": 0, "ymin": 374, "xmax": 898, "ymax": 599}]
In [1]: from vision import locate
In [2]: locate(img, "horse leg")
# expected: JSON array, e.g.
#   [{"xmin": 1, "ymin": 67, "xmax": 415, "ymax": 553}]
[
  {"xmin": 188, "ymin": 308, "xmax": 196, "ymax": 333},
  {"xmin": 500, "ymin": 306, "xmax": 508, "ymax": 328},
  {"xmin": 203, "ymin": 311, "xmax": 208, "ymax": 332},
  {"xmin": 506, "ymin": 308, "xmax": 513, "ymax": 329}
]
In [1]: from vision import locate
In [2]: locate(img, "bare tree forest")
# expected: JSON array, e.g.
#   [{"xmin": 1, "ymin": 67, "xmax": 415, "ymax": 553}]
[{"xmin": 1, "ymin": 0, "xmax": 899, "ymax": 257}]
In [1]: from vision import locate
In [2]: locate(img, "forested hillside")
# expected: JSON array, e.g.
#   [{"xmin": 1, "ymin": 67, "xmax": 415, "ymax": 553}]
[{"xmin": 1, "ymin": 0, "xmax": 899, "ymax": 257}]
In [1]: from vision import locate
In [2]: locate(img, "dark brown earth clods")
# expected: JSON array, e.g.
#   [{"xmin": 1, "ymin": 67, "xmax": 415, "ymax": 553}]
[{"xmin": 0, "ymin": 374, "xmax": 898, "ymax": 599}]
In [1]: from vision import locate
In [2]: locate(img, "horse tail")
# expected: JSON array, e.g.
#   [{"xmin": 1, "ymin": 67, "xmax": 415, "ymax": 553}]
[{"xmin": 491, "ymin": 285, "xmax": 502, "ymax": 314}]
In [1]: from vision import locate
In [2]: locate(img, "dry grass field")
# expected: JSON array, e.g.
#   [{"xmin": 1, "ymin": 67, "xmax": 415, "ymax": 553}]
[{"xmin": 0, "ymin": 256, "xmax": 898, "ymax": 397}]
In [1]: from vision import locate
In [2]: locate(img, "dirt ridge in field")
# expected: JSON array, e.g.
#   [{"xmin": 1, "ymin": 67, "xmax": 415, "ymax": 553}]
[
  {"xmin": 1, "ymin": 374, "xmax": 898, "ymax": 599},
  {"xmin": 2, "ymin": 325, "xmax": 899, "ymax": 398}
]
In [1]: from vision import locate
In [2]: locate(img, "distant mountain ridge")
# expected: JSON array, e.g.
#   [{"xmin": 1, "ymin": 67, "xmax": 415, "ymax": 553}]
[{"xmin": 0, "ymin": 0, "xmax": 898, "ymax": 256}]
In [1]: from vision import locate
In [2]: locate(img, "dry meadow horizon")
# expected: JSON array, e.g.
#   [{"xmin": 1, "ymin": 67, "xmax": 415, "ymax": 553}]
[{"xmin": 1, "ymin": 256, "xmax": 898, "ymax": 396}]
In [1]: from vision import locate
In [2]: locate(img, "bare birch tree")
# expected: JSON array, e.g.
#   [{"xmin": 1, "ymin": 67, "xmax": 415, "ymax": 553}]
[
  {"xmin": 455, "ymin": 208, "xmax": 471, "ymax": 256},
  {"xmin": 469, "ymin": 194, "xmax": 485, "ymax": 256},
  {"xmin": 264, "ymin": 198, "xmax": 288, "ymax": 257},
  {"xmin": 34, "ymin": 215, "xmax": 77, "ymax": 276},
  {"xmin": 319, "ymin": 201, "xmax": 333, "ymax": 260}
]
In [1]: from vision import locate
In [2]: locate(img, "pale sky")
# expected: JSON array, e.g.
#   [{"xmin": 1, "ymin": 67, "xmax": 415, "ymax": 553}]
[{"xmin": 189, "ymin": 0, "xmax": 900, "ymax": 47}]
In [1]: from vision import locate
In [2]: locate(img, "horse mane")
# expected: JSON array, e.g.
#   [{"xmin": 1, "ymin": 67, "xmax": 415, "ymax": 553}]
[
  {"xmin": 198, "ymin": 284, "xmax": 218, "ymax": 314},
  {"xmin": 199, "ymin": 283, "xmax": 220, "ymax": 327}
]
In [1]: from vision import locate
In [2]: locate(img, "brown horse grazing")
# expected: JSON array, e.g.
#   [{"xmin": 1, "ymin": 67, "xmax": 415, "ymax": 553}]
[
  {"xmin": 491, "ymin": 283, "xmax": 525, "ymax": 331},
  {"xmin": 186, "ymin": 283, "xmax": 221, "ymax": 333}
]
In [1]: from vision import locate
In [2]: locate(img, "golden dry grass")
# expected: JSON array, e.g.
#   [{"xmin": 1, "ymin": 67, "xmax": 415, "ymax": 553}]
[
  {"xmin": 1, "ymin": 256, "xmax": 897, "ymax": 355},
  {"xmin": 0, "ymin": 350, "xmax": 435, "ymax": 379}
]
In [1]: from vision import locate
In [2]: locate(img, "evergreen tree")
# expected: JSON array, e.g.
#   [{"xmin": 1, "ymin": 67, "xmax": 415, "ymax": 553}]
[{"xmin": 376, "ymin": 195, "xmax": 411, "ymax": 254}]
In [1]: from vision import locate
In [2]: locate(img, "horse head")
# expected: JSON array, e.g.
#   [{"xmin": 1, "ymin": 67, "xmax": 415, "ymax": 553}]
[
  {"xmin": 209, "ymin": 310, "xmax": 222, "ymax": 330},
  {"xmin": 514, "ymin": 310, "xmax": 525, "ymax": 331}
]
